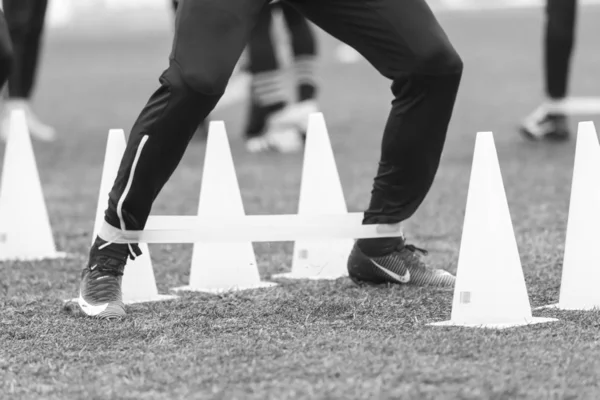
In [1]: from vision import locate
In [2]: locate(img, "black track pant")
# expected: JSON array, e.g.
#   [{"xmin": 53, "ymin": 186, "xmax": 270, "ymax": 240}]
[
  {"xmin": 102, "ymin": 0, "xmax": 463, "ymax": 241},
  {"xmin": 545, "ymin": 0, "xmax": 577, "ymax": 100},
  {"xmin": 0, "ymin": 10, "xmax": 13, "ymax": 88}
]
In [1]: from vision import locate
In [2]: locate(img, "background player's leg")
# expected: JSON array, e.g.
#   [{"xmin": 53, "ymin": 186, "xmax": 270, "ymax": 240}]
[
  {"xmin": 0, "ymin": 0, "xmax": 55, "ymax": 142},
  {"xmin": 291, "ymin": 0, "xmax": 462, "ymax": 287},
  {"xmin": 520, "ymin": 0, "xmax": 577, "ymax": 141},
  {"xmin": 243, "ymin": 3, "xmax": 290, "ymax": 152},
  {"xmin": 0, "ymin": 7, "xmax": 12, "ymax": 88},
  {"xmin": 280, "ymin": 1, "xmax": 317, "ymax": 102},
  {"xmin": 545, "ymin": 0, "xmax": 577, "ymax": 104},
  {"xmin": 267, "ymin": 1, "xmax": 320, "ymax": 136}
]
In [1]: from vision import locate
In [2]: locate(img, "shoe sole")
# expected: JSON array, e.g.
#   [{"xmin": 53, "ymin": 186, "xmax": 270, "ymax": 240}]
[
  {"xmin": 77, "ymin": 299, "xmax": 126, "ymax": 320},
  {"xmin": 62, "ymin": 300, "xmax": 126, "ymax": 320},
  {"xmin": 95, "ymin": 303, "xmax": 126, "ymax": 320},
  {"xmin": 348, "ymin": 274, "xmax": 395, "ymax": 288}
]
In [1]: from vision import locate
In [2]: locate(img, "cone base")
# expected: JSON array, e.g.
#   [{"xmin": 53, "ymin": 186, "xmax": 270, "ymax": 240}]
[
  {"xmin": 171, "ymin": 281, "xmax": 277, "ymax": 294},
  {"xmin": 535, "ymin": 302, "xmax": 600, "ymax": 311},
  {"xmin": 428, "ymin": 316, "xmax": 558, "ymax": 329},
  {"xmin": 0, "ymin": 251, "xmax": 71, "ymax": 262},
  {"xmin": 272, "ymin": 271, "xmax": 348, "ymax": 280}
]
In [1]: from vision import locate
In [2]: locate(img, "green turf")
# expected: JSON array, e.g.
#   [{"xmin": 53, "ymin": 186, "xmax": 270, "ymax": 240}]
[{"xmin": 3, "ymin": 6, "xmax": 600, "ymax": 399}]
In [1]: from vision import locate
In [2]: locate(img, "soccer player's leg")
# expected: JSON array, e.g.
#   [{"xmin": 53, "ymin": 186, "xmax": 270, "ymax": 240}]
[
  {"xmin": 268, "ymin": 1, "xmax": 320, "ymax": 136},
  {"xmin": 0, "ymin": 7, "xmax": 13, "ymax": 89},
  {"xmin": 0, "ymin": 0, "xmax": 55, "ymax": 142},
  {"xmin": 75, "ymin": 0, "xmax": 268, "ymax": 319},
  {"xmin": 520, "ymin": 0, "xmax": 577, "ymax": 142},
  {"xmin": 244, "ymin": 3, "xmax": 302, "ymax": 153},
  {"xmin": 293, "ymin": 0, "xmax": 462, "ymax": 287},
  {"xmin": 170, "ymin": 0, "xmax": 209, "ymax": 141}
]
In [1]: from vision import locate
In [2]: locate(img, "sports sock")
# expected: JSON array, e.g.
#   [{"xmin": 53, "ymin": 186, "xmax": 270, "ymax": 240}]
[
  {"xmin": 91, "ymin": 236, "xmax": 140, "ymax": 261},
  {"xmin": 356, "ymin": 237, "xmax": 403, "ymax": 257},
  {"xmin": 293, "ymin": 55, "xmax": 317, "ymax": 101},
  {"xmin": 251, "ymin": 69, "xmax": 287, "ymax": 111}
]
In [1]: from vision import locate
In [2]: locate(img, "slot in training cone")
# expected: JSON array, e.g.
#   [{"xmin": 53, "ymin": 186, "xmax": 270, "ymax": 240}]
[
  {"xmin": 430, "ymin": 132, "xmax": 557, "ymax": 329},
  {"xmin": 70, "ymin": 129, "xmax": 177, "ymax": 304},
  {"xmin": 273, "ymin": 113, "xmax": 353, "ymax": 280},
  {"xmin": 172, "ymin": 121, "xmax": 277, "ymax": 293},
  {"xmin": 538, "ymin": 121, "xmax": 600, "ymax": 311},
  {"xmin": 0, "ymin": 109, "xmax": 67, "ymax": 261}
]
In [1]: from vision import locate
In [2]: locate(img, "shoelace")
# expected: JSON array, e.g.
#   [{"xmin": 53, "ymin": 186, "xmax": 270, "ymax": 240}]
[
  {"xmin": 91, "ymin": 256, "xmax": 125, "ymax": 277},
  {"xmin": 399, "ymin": 243, "xmax": 428, "ymax": 256}
]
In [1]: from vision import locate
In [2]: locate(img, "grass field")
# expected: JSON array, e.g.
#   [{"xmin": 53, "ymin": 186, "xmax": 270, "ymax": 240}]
[{"xmin": 3, "ymin": 5, "xmax": 600, "ymax": 399}]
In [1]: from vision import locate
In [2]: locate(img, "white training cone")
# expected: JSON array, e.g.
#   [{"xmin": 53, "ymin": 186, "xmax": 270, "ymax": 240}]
[
  {"xmin": 538, "ymin": 121, "xmax": 600, "ymax": 311},
  {"xmin": 70, "ymin": 129, "xmax": 177, "ymax": 304},
  {"xmin": 273, "ymin": 112, "xmax": 354, "ymax": 280},
  {"xmin": 0, "ymin": 109, "xmax": 66, "ymax": 261},
  {"xmin": 430, "ymin": 132, "xmax": 557, "ymax": 329},
  {"xmin": 172, "ymin": 121, "xmax": 277, "ymax": 293}
]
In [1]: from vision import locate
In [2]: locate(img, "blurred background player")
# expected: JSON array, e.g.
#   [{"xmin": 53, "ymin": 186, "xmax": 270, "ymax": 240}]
[
  {"xmin": 0, "ymin": 0, "xmax": 55, "ymax": 143},
  {"xmin": 171, "ymin": 0, "xmax": 319, "ymax": 153},
  {"xmin": 0, "ymin": 3, "xmax": 14, "ymax": 90},
  {"xmin": 520, "ymin": 0, "xmax": 577, "ymax": 141},
  {"xmin": 243, "ymin": 0, "xmax": 319, "ymax": 153}
]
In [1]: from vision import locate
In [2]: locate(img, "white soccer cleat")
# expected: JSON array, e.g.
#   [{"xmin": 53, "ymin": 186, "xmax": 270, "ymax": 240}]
[
  {"xmin": 245, "ymin": 127, "xmax": 304, "ymax": 154},
  {"xmin": 520, "ymin": 103, "xmax": 570, "ymax": 142},
  {"xmin": 268, "ymin": 100, "xmax": 319, "ymax": 134}
]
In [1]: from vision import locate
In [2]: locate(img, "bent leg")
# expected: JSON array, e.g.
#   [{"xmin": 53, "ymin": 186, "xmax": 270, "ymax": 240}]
[
  {"xmin": 101, "ymin": 0, "xmax": 267, "ymax": 242},
  {"xmin": 293, "ymin": 0, "xmax": 462, "ymax": 253}
]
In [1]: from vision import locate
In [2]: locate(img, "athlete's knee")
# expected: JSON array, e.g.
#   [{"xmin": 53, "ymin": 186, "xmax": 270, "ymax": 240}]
[
  {"xmin": 413, "ymin": 40, "xmax": 463, "ymax": 76},
  {"xmin": 170, "ymin": 60, "xmax": 231, "ymax": 96}
]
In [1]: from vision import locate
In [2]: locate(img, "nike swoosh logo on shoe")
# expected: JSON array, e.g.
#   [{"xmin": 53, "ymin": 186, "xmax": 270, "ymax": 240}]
[
  {"xmin": 77, "ymin": 290, "xmax": 109, "ymax": 317},
  {"xmin": 371, "ymin": 260, "xmax": 410, "ymax": 283}
]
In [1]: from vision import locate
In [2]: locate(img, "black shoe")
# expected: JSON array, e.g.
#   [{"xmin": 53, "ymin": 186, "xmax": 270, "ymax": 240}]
[
  {"xmin": 76, "ymin": 239, "xmax": 139, "ymax": 319},
  {"xmin": 348, "ymin": 240, "xmax": 455, "ymax": 288}
]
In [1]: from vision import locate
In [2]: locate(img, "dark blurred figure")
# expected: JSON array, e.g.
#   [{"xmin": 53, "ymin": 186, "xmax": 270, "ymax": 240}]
[
  {"xmin": 0, "ymin": 0, "xmax": 55, "ymax": 142},
  {"xmin": 0, "ymin": 4, "xmax": 13, "ymax": 90},
  {"xmin": 520, "ymin": 0, "xmax": 577, "ymax": 142},
  {"xmin": 242, "ymin": 0, "xmax": 320, "ymax": 153}
]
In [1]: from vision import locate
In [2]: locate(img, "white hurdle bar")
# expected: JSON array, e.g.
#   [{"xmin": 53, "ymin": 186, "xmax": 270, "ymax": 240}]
[{"xmin": 102, "ymin": 212, "xmax": 403, "ymax": 244}]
